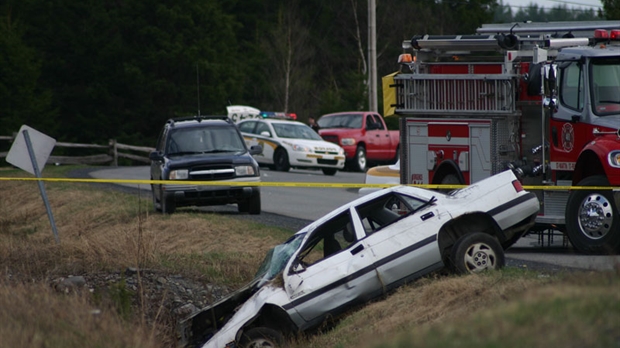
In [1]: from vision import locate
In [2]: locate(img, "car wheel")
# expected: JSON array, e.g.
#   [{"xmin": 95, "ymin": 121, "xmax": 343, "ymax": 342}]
[
  {"xmin": 274, "ymin": 148, "xmax": 290, "ymax": 172},
  {"xmin": 322, "ymin": 168, "xmax": 337, "ymax": 176},
  {"xmin": 439, "ymin": 174, "xmax": 460, "ymax": 193},
  {"xmin": 354, "ymin": 145, "xmax": 367, "ymax": 172},
  {"xmin": 566, "ymin": 175, "xmax": 620, "ymax": 254},
  {"xmin": 394, "ymin": 145, "xmax": 400, "ymax": 163},
  {"xmin": 450, "ymin": 233, "xmax": 504, "ymax": 274},
  {"xmin": 248, "ymin": 191, "xmax": 261, "ymax": 215},
  {"xmin": 239, "ymin": 327, "xmax": 284, "ymax": 348},
  {"xmin": 160, "ymin": 187, "xmax": 176, "ymax": 214},
  {"xmin": 151, "ymin": 184, "xmax": 162, "ymax": 212},
  {"xmin": 239, "ymin": 192, "xmax": 261, "ymax": 214},
  {"xmin": 238, "ymin": 201, "xmax": 249, "ymax": 213}
]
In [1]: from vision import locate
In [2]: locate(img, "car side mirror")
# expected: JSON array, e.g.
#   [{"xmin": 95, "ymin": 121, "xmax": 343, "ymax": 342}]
[
  {"xmin": 292, "ymin": 259, "xmax": 306, "ymax": 273},
  {"xmin": 149, "ymin": 151, "xmax": 163, "ymax": 161},
  {"xmin": 249, "ymin": 145, "xmax": 263, "ymax": 155},
  {"xmin": 260, "ymin": 131, "xmax": 271, "ymax": 137}
]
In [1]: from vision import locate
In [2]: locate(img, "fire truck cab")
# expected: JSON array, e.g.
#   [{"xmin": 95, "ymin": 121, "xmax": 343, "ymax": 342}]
[{"xmin": 388, "ymin": 21, "xmax": 620, "ymax": 254}]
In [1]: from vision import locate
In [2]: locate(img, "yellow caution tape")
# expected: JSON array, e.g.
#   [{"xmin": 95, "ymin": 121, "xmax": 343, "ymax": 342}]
[{"xmin": 0, "ymin": 176, "xmax": 618, "ymax": 190}]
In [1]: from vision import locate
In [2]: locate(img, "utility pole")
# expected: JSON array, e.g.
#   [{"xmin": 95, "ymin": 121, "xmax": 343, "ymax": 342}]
[{"xmin": 368, "ymin": 0, "xmax": 377, "ymax": 112}]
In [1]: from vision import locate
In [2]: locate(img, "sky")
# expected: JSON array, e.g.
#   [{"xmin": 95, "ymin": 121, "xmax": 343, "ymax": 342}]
[{"xmin": 503, "ymin": 0, "xmax": 603, "ymax": 12}]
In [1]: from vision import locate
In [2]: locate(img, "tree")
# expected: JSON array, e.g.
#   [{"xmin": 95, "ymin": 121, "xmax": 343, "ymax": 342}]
[
  {"xmin": 0, "ymin": 6, "xmax": 56, "ymax": 135},
  {"xmin": 602, "ymin": 0, "xmax": 620, "ymax": 19}
]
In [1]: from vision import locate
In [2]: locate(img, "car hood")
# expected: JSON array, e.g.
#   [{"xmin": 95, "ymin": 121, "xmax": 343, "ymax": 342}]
[{"xmin": 177, "ymin": 233, "xmax": 305, "ymax": 346}]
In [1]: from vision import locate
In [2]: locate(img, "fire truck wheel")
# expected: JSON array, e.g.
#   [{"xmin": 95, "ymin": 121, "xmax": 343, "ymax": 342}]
[
  {"xmin": 439, "ymin": 174, "xmax": 460, "ymax": 193},
  {"xmin": 354, "ymin": 146, "xmax": 367, "ymax": 172},
  {"xmin": 450, "ymin": 232, "xmax": 504, "ymax": 274},
  {"xmin": 274, "ymin": 148, "xmax": 290, "ymax": 172},
  {"xmin": 566, "ymin": 175, "xmax": 620, "ymax": 255}
]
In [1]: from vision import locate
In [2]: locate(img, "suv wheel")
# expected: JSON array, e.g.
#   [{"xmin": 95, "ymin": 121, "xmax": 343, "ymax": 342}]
[
  {"xmin": 239, "ymin": 192, "xmax": 261, "ymax": 214},
  {"xmin": 152, "ymin": 184, "xmax": 162, "ymax": 212},
  {"xmin": 160, "ymin": 187, "xmax": 176, "ymax": 214}
]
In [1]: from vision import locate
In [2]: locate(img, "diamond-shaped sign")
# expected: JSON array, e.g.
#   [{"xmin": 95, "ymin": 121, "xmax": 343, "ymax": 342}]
[{"xmin": 6, "ymin": 125, "xmax": 56, "ymax": 175}]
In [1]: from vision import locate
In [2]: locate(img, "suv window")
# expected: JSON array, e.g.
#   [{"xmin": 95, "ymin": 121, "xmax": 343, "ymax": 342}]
[{"xmin": 167, "ymin": 125, "xmax": 246, "ymax": 154}]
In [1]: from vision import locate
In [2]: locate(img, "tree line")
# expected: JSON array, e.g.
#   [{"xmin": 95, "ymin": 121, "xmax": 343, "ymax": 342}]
[{"xmin": 0, "ymin": 0, "xmax": 613, "ymax": 148}]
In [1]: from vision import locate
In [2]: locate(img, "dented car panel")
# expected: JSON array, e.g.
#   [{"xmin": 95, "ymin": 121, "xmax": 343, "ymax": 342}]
[{"xmin": 181, "ymin": 170, "xmax": 539, "ymax": 348}]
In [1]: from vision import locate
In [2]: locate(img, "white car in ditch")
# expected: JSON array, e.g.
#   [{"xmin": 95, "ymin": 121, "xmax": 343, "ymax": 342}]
[{"xmin": 179, "ymin": 170, "xmax": 539, "ymax": 348}]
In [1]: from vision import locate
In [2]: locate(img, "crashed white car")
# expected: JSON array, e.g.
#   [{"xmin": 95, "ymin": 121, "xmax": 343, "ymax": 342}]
[
  {"xmin": 237, "ymin": 118, "xmax": 346, "ymax": 175},
  {"xmin": 179, "ymin": 170, "xmax": 539, "ymax": 348}
]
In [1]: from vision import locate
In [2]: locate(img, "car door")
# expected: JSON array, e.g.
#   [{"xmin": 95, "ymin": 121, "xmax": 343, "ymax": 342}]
[
  {"xmin": 283, "ymin": 208, "xmax": 381, "ymax": 327},
  {"xmin": 355, "ymin": 192, "xmax": 446, "ymax": 292},
  {"xmin": 364, "ymin": 114, "xmax": 384, "ymax": 160}
]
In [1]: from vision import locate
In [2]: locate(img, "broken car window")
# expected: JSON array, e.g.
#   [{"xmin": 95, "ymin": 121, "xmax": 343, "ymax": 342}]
[
  {"xmin": 255, "ymin": 233, "xmax": 306, "ymax": 283},
  {"xmin": 296, "ymin": 211, "xmax": 357, "ymax": 266}
]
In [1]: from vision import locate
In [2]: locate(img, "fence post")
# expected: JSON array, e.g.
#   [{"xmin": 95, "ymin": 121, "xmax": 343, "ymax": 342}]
[{"xmin": 109, "ymin": 139, "xmax": 118, "ymax": 166}]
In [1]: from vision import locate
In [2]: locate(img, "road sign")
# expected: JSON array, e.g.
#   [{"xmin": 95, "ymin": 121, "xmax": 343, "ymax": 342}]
[{"xmin": 6, "ymin": 125, "xmax": 56, "ymax": 175}]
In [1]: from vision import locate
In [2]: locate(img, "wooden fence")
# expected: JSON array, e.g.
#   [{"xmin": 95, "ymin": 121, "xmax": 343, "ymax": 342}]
[{"xmin": 0, "ymin": 135, "xmax": 155, "ymax": 166}]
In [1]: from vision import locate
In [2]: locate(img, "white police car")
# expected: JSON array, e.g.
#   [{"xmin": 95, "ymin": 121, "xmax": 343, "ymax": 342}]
[{"xmin": 237, "ymin": 117, "xmax": 345, "ymax": 176}]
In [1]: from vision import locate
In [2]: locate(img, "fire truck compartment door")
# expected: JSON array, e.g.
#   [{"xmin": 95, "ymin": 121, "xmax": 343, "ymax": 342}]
[
  {"xmin": 470, "ymin": 123, "xmax": 491, "ymax": 183},
  {"xmin": 407, "ymin": 123, "xmax": 430, "ymax": 184}
]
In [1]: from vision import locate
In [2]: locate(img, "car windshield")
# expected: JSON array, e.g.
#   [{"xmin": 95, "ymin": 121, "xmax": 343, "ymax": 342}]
[
  {"xmin": 254, "ymin": 233, "xmax": 306, "ymax": 284},
  {"xmin": 317, "ymin": 114, "xmax": 362, "ymax": 129},
  {"xmin": 590, "ymin": 57, "xmax": 620, "ymax": 116},
  {"xmin": 167, "ymin": 126, "xmax": 246, "ymax": 155},
  {"xmin": 272, "ymin": 123, "xmax": 323, "ymax": 140}
]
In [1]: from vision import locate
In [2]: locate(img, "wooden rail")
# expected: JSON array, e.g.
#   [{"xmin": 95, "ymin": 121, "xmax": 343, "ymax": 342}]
[{"xmin": 0, "ymin": 135, "xmax": 155, "ymax": 166}]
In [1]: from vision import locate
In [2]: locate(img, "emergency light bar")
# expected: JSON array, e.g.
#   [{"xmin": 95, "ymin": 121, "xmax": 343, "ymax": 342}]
[{"xmin": 260, "ymin": 111, "xmax": 297, "ymax": 120}]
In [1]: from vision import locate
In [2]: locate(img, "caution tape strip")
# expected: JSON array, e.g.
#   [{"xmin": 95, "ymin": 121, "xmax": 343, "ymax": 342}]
[{"xmin": 0, "ymin": 176, "xmax": 618, "ymax": 191}]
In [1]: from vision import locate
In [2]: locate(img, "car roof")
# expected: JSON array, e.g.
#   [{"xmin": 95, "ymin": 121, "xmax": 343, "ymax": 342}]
[{"xmin": 166, "ymin": 116, "xmax": 234, "ymax": 129}]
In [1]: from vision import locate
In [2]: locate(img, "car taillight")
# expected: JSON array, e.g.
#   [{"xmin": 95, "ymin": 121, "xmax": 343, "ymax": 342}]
[{"xmin": 512, "ymin": 180, "xmax": 523, "ymax": 192}]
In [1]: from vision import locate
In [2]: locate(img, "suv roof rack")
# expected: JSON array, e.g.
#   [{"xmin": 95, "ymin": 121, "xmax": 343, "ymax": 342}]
[{"xmin": 167, "ymin": 115, "xmax": 231, "ymax": 126}]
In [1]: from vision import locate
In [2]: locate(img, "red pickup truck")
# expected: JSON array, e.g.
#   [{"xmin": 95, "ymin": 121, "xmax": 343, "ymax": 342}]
[{"xmin": 318, "ymin": 111, "xmax": 399, "ymax": 172}]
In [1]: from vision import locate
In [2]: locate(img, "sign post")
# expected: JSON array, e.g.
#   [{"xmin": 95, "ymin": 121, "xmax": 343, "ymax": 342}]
[{"xmin": 6, "ymin": 125, "xmax": 59, "ymax": 243}]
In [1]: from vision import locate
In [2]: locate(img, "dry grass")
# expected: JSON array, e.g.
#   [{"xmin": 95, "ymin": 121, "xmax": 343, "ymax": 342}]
[{"xmin": 0, "ymin": 165, "xmax": 289, "ymax": 347}]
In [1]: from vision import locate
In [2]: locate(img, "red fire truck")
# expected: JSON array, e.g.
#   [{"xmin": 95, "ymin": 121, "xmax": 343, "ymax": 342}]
[{"xmin": 386, "ymin": 21, "xmax": 620, "ymax": 254}]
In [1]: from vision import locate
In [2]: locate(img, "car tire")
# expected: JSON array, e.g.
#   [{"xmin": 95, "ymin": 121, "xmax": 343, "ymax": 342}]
[
  {"xmin": 450, "ymin": 233, "xmax": 504, "ymax": 274},
  {"xmin": 248, "ymin": 191, "xmax": 261, "ymax": 215},
  {"xmin": 239, "ymin": 327, "xmax": 284, "ymax": 348},
  {"xmin": 274, "ymin": 148, "xmax": 290, "ymax": 172},
  {"xmin": 354, "ymin": 145, "xmax": 367, "ymax": 172},
  {"xmin": 151, "ymin": 184, "xmax": 162, "ymax": 212},
  {"xmin": 566, "ymin": 175, "xmax": 620, "ymax": 254},
  {"xmin": 394, "ymin": 145, "xmax": 400, "ymax": 163},
  {"xmin": 322, "ymin": 168, "xmax": 337, "ymax": 176},
  {"xmin": 160, "ymin": 187, "xmax": 176, "ymax": 214}
]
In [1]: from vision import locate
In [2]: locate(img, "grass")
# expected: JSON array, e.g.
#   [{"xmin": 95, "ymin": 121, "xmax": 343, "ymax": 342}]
[{"xmin": 1, "ymin": 165, "xmax": 619, "ymax": 347}]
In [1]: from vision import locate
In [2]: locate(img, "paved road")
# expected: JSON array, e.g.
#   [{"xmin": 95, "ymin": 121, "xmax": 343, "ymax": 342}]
[{"xmin": 88, "ymin": 166, "xmax": 620, "ymax": 272}]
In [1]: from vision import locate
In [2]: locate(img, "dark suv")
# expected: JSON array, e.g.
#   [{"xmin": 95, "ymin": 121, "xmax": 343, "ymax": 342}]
[{"xmin": 149, "ymin": 116, "xmax": 263, "ymax": 214}]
